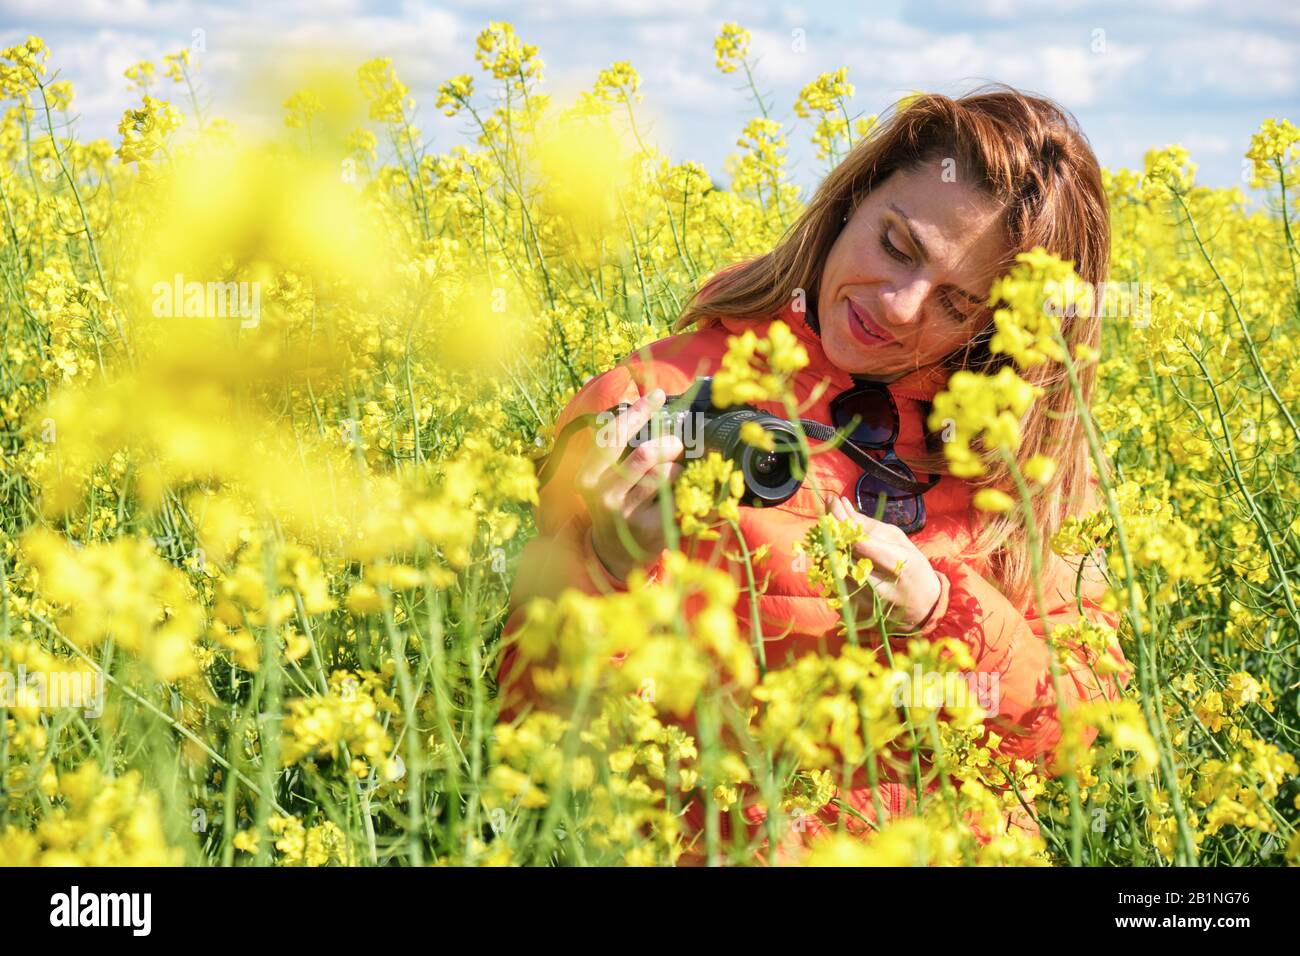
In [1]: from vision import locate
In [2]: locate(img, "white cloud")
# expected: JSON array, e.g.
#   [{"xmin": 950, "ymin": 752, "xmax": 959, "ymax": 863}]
[
  {"xmin": 780, "ymin": 6, "xmax": 807, "ymax": 27},
  {"xmin": 739, "ymin": 23, "xmax": 815, "ymax": 86},
  {"xmin": 443, "ymin": 0, "xmax": 714, "ymax": 17},
  {"xmin": 0, "ymin": 0, "xmax": 194, "ymax": 28},
  {"xmin": 1039, "ymin": 45, "xmax": 1097, "ymax": 105},
  {"xmin": 835, "ymin": 18, "xmax": 1147, "ymax": 112},
  {"xmin": 630, "ymin": 19, "xmax": 700, "ymax": 55},
  {"xmin": 4, "ymin": 0, "xmax": 1285, "ymax": 192},
  {"xmin": 24, "ymin": 28, "xmax": 166, "ymax": 134},
  {"xmin": 1156, "ymin": 30, "xmax": 1299, "ymax": 97},
  {"xmin": 653, "ymin": 62, "xmax": 731, "ymax": 109},
  {"xmin": 1184, "ymin": 132, "xmax": 1231, "ymax": 154},
  {"xmin": 928, "ymin": 0, "xmax": 1206, "ymax": 20}
]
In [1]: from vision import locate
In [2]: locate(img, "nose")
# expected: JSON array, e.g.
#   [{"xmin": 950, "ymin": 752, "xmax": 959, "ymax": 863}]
[{"xmin": 877, "ymin": 278, "xmax": 932, "ymax": 327}]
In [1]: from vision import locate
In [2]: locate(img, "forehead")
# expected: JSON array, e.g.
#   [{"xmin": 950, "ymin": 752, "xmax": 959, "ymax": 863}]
[{"xmin": 871, "ymin": 163, "xmax": 1008, "ymax": 277}]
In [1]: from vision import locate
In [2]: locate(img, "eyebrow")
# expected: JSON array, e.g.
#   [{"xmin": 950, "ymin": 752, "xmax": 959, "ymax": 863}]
[{"xmin": 887, "ymin": 202, "xmax": 986, "ymax": 306}]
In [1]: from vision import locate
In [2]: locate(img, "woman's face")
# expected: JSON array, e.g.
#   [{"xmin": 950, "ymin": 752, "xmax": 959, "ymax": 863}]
[{"xmin": 816, "ymin": 159, "xmax": 1009, "ymax": 380}]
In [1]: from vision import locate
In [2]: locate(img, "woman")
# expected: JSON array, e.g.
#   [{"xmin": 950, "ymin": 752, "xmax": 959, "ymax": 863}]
[{"xmin": 496, "ymin": 85, "xmax": 1131, "ymax": 863}]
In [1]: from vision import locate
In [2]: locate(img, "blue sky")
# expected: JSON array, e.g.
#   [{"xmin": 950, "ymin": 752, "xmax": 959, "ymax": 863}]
[{"xmin": 2, "ymin": 0, "xmax": 1297, "ymax": 197}]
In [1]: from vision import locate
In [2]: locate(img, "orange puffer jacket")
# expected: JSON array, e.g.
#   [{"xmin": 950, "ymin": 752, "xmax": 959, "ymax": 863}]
[{"xmin": 495, "ymin": 292, "xmax": 1132, "ymax": 864}]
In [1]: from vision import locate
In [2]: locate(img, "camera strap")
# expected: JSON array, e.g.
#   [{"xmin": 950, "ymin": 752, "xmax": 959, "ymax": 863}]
[{"xmin": 795, "ymin": 419, "xmax": 942, "ymax": 496}]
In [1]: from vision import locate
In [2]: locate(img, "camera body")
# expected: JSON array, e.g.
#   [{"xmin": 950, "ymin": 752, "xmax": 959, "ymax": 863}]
[{"xmin": 609, "ymin": 376, "xmax": 806, "ymax": 507}]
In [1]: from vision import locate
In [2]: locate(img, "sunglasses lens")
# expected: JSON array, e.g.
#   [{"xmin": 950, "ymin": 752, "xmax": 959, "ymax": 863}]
[
  {"xmin": 832, "ymin": 388, "xmax": 897, "ymax": 447},
  {"xmin": 855, "ymin": 479, "xmax": 924, "ymax": 532},
  {"xmin": 854, "ymin": 455, "xmax": 926, "ymax": 533}
]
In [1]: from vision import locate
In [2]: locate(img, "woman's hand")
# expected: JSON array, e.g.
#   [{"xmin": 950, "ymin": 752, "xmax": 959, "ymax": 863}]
[
  {"xmin": 578, "ymin": 387, "xmax": 686, "ymax": 583},
  {"xmin": 827, "ymin": 494, "xmax": 943, "ymax": 632}
]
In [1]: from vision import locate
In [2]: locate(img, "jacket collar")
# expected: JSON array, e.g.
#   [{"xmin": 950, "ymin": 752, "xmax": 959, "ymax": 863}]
[{"xmin": 716, "ymin": 299, "xmax": 952, "ymax": 404}]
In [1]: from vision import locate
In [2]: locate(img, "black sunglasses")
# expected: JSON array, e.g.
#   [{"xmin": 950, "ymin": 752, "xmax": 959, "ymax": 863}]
[{"xmin": 829, "ymin": 380, "xmax": 941, "ymax": 534}]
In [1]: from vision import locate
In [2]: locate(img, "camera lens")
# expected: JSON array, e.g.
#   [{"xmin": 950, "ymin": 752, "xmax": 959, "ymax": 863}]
[
  {"xmin": 701, "ymin": 407, "xmax": 805, "ymax": 507},
  {"xmin": 738, "ymin": 428, "xmax": 801, "ymax": 504},
  {"xmin": 750, "ymin": 449, "xmax": 791, "ymax": 488}
]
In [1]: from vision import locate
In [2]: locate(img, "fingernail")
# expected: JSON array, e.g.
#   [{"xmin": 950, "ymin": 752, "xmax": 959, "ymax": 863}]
[{"xmin": 648, "ymin": 388, "xmax": 665, "ymax": 405}]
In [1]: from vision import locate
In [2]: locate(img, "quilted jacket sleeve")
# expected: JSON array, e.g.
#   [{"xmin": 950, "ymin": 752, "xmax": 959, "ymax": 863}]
[
  {"xmin": 495, "ymin": 362, "xmax": 665, "ymax": 723},
  {"xmin": 909, "ymin": 496, "xmax": 1133, "ymax": 773}
]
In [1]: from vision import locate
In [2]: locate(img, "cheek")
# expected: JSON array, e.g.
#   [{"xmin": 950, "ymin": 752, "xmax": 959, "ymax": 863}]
[
  {"xmin": 819, "ymin": 250, "xmax": 855, "ymax": 317},
  {"xmin": 932, "ymin": 323, "xmax": 976, "ymax": 357},
  {"xmin": 819, "ymin": 248, "xmax": 844, "ymax": 306}
]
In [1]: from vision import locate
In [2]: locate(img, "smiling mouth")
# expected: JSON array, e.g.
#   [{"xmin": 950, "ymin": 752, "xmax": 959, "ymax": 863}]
[{"xmin": 847, "ymin": 299, "xmax": 896, "ymax": 345}]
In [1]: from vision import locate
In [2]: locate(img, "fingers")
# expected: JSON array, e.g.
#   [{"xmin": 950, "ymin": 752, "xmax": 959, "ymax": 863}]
[
  {"xmin": 830, "ymin": 495, "xmax": 907, "ymax": 540},
  {"xmin": 579, "ymin": 387, "xmax": 667, "ymax": 484},
  {"xmin": 581, "ymin": 432, "xmax": 684, "ymax": 530},
  {"xmin": 608, "ymin": 431, "xmax": 683, "ymax": 497},
  {"xmin": 828, "ymin": 495, "xmax": 907, "ymax": 575},
  {"xmin": 577, "ymin": 388, "xmax": 674, "ymax": 525},
  {"xmin": 623, "ymin": 460, "xmax": 684, "ymax": 515}
]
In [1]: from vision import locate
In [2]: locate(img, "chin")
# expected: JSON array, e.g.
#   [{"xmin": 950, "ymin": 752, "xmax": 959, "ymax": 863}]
[{"xmin": 826, "ymin": 323, "xmax": 905, "ymax": 377}]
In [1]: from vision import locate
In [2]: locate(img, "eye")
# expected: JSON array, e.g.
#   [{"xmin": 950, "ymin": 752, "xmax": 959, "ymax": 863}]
[
  {"xmin": 879, "ymin": 228, "xmax": 912, "ymax": 265},
  {"xmin": 940, "ymin": 291, "xmax": 969, "ymax": 323}
]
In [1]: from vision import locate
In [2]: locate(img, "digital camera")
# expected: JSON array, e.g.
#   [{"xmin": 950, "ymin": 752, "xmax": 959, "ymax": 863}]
[{"xmin": 608, "ymin": 376, "xmax": 806, "ymax": 507}]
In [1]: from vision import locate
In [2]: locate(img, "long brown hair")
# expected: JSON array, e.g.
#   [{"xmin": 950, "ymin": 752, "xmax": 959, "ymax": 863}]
[{"xmin": 671, "ymin": 84, "xmax": 1112, "ymax": 611}]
